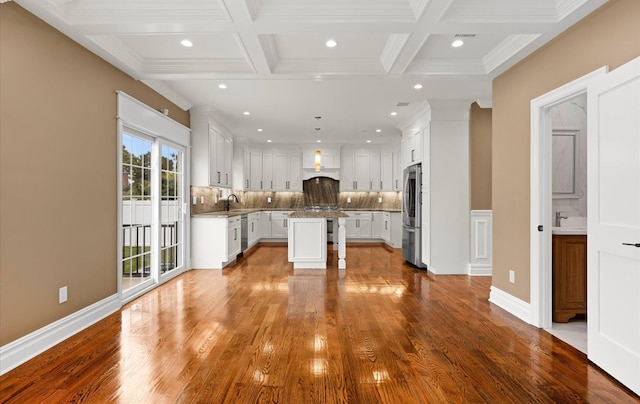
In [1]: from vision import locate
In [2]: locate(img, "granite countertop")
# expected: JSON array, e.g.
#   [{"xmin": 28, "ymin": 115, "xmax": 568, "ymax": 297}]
[
  {"xmin": 192, "ymin": 207, "xmax": 400, "ymax": 217},
  {"xmin": 289, "ymin": 211, "xmax": 349, "ymax": 218}
]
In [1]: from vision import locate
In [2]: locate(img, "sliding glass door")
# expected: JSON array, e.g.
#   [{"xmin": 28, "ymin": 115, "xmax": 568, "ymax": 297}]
[
  {"xmin": 159, "ymin": 141, "xmax": 185, "ymax": 279},
  {"xmin": 121, "ymin": 130, "xmax": 155, "ymax": 296},
  {"xmin": 120, "ymin": 130, "xmax": 186, "ymax": 301}
]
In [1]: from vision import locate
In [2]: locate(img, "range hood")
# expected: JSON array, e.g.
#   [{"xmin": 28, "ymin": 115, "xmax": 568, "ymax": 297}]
[{"xmin": 302, "ymin": 167, "xmax": 340, "ymax": 181}]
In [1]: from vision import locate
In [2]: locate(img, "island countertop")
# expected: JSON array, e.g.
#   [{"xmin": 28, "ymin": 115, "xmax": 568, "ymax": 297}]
[{"xmin": 288, "ymin": 211, "xmax": 349, "ymax": 218}]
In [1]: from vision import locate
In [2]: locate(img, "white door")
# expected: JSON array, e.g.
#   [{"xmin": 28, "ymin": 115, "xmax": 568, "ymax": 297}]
[{"xmin": 587, "ymin": 56, "xmax": 640, "ymax": 396}]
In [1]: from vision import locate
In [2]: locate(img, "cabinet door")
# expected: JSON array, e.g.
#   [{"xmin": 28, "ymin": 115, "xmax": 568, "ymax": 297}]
[
  {"xmin": 381, "ymin": 153, "xmax": 393, "ymax": 191},
  {"xmin": 209, "ymin": 128, "xmax": 221, "ymax": 185},
  {"xmin": 382, "ymin": 213, "xmax": 391, "ymax": 242},
  {"xmin": 227, "ymin": 220, "xmax": 241, "ymax": 260},
  {"xmin": 250, "ymin": 151, "xmax": 262, "ymax": 190},
  {"xmin": 262, "ymin": 153, "xmax": 273, "ymax": 190},
  {"xmin": 392, "ymin": 150, "xmax": 402, "ymax": 190},
  {"xmin": 345, "ymin": 218, "xmax": 359, "ymax": 238},
  {"xmin": 216, "ymin": 132, "xmax": 225, "ymax": 185},
  {"xmin": 273, "ymin": 154, "xmax": 289, "ymax": 190},
  {"xmin": 354, "ymin": 154, "xmax": 370, "ymax": 190},
  {"xmin": 270, "ymin": 214, "xmax": 289, "ymax": 238},
  {"xmin": 371, "ymin": 212, "xmax": 383, "ymax": 238},
  {"xmin": 224, "ymin": 137, "xmax": 233, "ymax": 187},
  {"xmin": 260, "ymin": 212, "xmax": 272, "ymax": 238},
  {"xmin": 358, "ymin": 217, "xmax": 372, "ymax": 238},
  {"xmin": 340, "ymin": 154, "xmax": 355, "ymax": 191},
  {"xmin": 369, "ymin": 153, "xmax": 381, "ymax": 191},
  {"xmin": 242, "ymin": 148, "xmax": 251, "ymax": 190},
  {"xmin": 288, "ymin": 154, "xmax": 302, "ymax": 191}
]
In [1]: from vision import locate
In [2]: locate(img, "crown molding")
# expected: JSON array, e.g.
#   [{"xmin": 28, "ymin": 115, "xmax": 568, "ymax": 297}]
[
  {"xmin": 141, "ymin": 80, "xmax": 193, "ymax": 111},
  {"xmin": 141, "ymin": 58, "xmax": 254, "ymax": 75},
  {"xmin": 88, "ymin": 35, "xmax": 145, "ymax": 73},
  {"xmin": 258, "ymin": 34, "xmax": 280, "ymax": 72},
  {"xmin": 483, "ymin": 34, "xmax": 540, "ymax": 74}
]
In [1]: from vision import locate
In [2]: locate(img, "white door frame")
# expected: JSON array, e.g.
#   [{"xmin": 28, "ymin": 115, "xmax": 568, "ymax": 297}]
[{"xmin": 529, "ymin": 66, "xmax": 608, "ymax": 329}]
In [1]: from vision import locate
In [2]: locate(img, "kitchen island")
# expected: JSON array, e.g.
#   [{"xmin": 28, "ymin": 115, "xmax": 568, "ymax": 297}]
[{"xmin": 288, "ymin": 211, "xmax": 349, "ymax": 269}]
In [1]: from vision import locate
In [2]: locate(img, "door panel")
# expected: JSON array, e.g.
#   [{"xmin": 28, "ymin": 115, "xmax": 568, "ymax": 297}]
[{"xmin": 587, "ymin": 56, "xmax": 640, "ymax": 395}]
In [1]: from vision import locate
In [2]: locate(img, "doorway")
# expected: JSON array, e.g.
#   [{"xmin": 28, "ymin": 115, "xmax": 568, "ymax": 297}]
[{"xmin": 529, "ymin": 67, "xmax": 608, "ymax": 339}]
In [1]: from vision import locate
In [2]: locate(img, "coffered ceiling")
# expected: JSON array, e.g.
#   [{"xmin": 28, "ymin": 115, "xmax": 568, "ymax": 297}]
[{"xmin": 15, "ymin": 0, "xmax": 607, "ymax": 144}]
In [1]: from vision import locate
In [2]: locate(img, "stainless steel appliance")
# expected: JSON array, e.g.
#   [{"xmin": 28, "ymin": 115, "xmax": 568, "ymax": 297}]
[
  {"xmin": 402, "ymin": 163, "xmax": 425, "ymax": 267},
  {"xmin": 240, "ymin": 214, "xmax": 248, "ymax": 252}
]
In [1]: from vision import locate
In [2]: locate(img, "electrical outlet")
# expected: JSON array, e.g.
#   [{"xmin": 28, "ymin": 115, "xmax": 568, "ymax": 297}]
[
  {"xmin": 509, "ymin": 270, "xmax": 515, "ymax": 284},
  {"xmin": 59, "ymin": 286, "xmax": 68, "ymax": 304},
  {"xmin": 347, "ymin": 197, "xmax": 351, "ymax": 203},
  {"xmin": 200, "ymin": 196, "xmax": 204, "ymax": 204},
  {"xmin": 192, "ymin": 196, "xmax": 196, "ymax": 205},
  {"xmin": 378, "ymin": 197, "xmax": 382, "ymax": 203},
  {"xmin": 267, "ymin": 197, "xmax": 271, "ymax": 203}
]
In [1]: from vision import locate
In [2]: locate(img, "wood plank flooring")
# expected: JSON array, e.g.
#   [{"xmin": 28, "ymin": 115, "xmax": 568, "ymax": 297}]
[{"xmin": 1, "ymin": 244, "xmax": 638, "ymax": 403}]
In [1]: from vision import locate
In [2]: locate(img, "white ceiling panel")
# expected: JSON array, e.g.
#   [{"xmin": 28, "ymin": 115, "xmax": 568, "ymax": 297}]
[{"xmin": 14, "ymin": 0, "xmax": 608, "ymax": 144}]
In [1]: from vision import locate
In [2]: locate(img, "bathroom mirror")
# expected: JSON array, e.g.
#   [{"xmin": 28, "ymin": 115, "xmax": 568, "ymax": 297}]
[{"xmin": 552, "ymin": 129, "xmax": 579, "ymax": 197}]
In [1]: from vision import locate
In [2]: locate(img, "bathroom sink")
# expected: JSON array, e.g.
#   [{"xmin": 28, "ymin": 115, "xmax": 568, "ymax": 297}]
[{"xmin": 553, "ymin": 217, "xmax": 587, "ymax": 235}]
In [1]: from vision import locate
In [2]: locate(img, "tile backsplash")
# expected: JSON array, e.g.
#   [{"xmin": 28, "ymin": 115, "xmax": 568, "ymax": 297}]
[{"xmin": 191, "ymin": 185, "xmax": 401, "ymax": 214}]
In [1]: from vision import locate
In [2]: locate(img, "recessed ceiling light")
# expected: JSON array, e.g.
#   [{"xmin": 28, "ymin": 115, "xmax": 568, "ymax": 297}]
[
  {"xmin": 390, "ymin": 112, "xmax": 398, "ymax": 116},
  {"xmin": 243, "ymin": 111, "xmax": 250, "ymax": 116},
  {"xmin": 413, "ymin": 84, "xmax": 423, "ymax": 90},
  {"xmin": 375, "ymin": 129, "xmax": 382, "ymax": 133},
  {"xmin": 218, "ymin": 84, "xmax": 227, "ymax": 89},
  {"xmin": 257, "ymin": 128, "xmax": 263, "ymax": 132},
  {"xmin": 180, "ymin": 39, "xmax": 193, "ymax": 47},
  {"xmin": 452, "ymin": 39, "xmax": 464, "ymax": 48},
  {"xmin": 316, "ymin": 140, "xmax": 322, "ymax": 143},
  {"xmin": 366, "ymin": 140, "xmax": 372, "ymax": 143},
  {"xmin": 325, "ymin": 39, "xmax": 337, "ymax": 48},
  {"xmin": 267, "ymin": 139, "xmax": 272, "ymax": 143}
]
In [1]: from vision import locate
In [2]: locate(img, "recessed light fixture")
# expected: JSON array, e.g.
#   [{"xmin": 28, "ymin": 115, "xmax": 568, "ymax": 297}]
[
  {"xmin": 375, "ymin": 129, "xmax": 382, "ymax": 133},
  {"xmin": 180, "ymin": 39, "xmax": 193, "ymax": 47},
  {"xmin": 390, "ymin": 112, "xmax": 398, "ymax": 116},
  {"xmin": 366, "ymin": 140, "xmax": 372, "ymax": 143},
  {"xmin": 316, "ymin": 139, "xmax": 322, "ymax": 143},
  {"xmin": 218, "ymin": 84, "xmax": 227, "ymax": 89},
  {"xmin": 451, "ymin": 39, "xmax": 464, "ymax": 48},
  {"xmin": 267, "ymin": 139, "xmax": 272, "ymax": 143},
  {"xmin": 325, "ymin": 39, "xmax": 337, "ymax": 48},
  {"xmin": 413, "ymin": 84, "xmax": 423, "ymax": 90},
  {"xmin": 257, "ymin": 128, "xmax": 263, "ymax": 132},
  {"xmin": 243, "ymin": 111, "xmax": 250, "ymax": 116}
]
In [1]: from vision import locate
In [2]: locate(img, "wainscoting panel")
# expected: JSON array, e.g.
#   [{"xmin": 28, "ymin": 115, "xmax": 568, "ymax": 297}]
[{"xmin": 469, "ymin": 210, "xmax": 492, "ymax": 276}]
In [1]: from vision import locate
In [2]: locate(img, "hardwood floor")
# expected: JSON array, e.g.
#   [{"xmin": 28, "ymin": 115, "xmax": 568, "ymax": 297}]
[{"xmin": 1, "ymin": 245, "xmax": 638, "ymax": 403}]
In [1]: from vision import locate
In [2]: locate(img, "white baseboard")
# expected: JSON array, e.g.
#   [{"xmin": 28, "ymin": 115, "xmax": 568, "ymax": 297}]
[
  {"xmin": 0, "ymin": 294, "xmax": 121, "ymax": 375},
  {"xmin": 489, "ymin": 286, "xmax": 532, "ymax": 325},
  {"xmin": 469, "ymin": 263, "xmax": 492, "ymax": 276}
]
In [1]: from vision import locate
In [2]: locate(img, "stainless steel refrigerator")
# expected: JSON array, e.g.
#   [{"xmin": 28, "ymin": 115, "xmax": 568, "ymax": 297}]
[{"xmin": 402, "ymin": 163, "xmax": 426, "ymax": 267}]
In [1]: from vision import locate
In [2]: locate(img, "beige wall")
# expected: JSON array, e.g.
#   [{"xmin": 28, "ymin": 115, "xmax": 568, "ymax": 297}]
[
  {"xmin": 469, "ymin": 103, "xmax": 492, "ymax": 210},
  {"xmin": 492, "ymin": 0, "xmax": 640, "ymax": 301},
  {"xmin": 0, "ymin": 3, "xmax": 189, "ymax": 345}
]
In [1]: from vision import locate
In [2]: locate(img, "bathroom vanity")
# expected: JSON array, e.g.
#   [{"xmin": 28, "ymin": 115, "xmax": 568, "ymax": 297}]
[{"xmin": 552, "ymin": 234, "xmax": 587, "ymax": 323}]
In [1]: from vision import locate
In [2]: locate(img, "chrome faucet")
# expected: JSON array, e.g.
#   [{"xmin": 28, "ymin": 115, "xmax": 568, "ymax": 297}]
[
  {"xmin": 225, "ymin": 193, "xmax": 239, "ymax": 211},
  {"xmin": 555, "ymin": 211, "xmax": 568, "ymax": 227}
]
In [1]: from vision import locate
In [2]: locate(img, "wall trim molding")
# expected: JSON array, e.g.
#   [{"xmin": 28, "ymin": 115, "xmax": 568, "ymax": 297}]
[
  {"xmin": 0, "ymin": 294, "xmax": 121, "ymax": 375},
  {"xmin": 469, "ymin": 263, "xmax": 492, "ymax": 276},
  {"xmin": 489, "ymin": 286, "xmax": 532, "ymax": 325}
]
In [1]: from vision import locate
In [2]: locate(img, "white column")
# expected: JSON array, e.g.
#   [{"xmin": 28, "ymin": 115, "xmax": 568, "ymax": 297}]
[{"xmin": 338, "ymin": 217, "xmax": 346, "ymax": 269}]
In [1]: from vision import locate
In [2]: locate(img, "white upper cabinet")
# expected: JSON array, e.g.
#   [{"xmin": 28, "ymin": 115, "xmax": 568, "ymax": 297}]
[
  {"xmin": 250, "ymin": 151, "xmax": 262, "ymax": 190},
  {"xmin": 190, "ymin": 108, "xmax": 233, "ymax": 188},
  {"xmin": 340, "ymin": 146, "xmax": 384, "ymax": 191},
  {"xmin": 262, "ymin": 153, "xmax": 273, "ymax": 190},
  {"xmin": 271, "ymin": 149, "xmax": 302, "ymax": 191},
  {"xmin": 381, "ymin": 152, "xmax": 393, "ymax": 190},
  {"xmin": 403, "ymin": 130, "xmax": 423, "ymax": 167}
]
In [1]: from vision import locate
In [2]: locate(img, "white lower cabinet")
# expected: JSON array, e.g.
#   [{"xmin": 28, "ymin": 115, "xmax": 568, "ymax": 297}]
[
  {"xmin": 269, "ymin": 211, "xmax": 291, "ymax": 238},
  {"xmin": 227, "ymin": 216, "xmax": 241, "ymax": 261},
  {"xmin": 372, "ymin": 212, "xmax": 383, "ymax": 238},
  {"xmin": 382, "ymin": 212, "xmax": 391, "ymax": 243},
  {"xmin": 344, "ymin": 211, "xmax": 372, "ymax": 239},
  {"xmin": 247, "ymin": 212, "xmax": 260, "ymax": 248},
  {"xmin": 191, "ymin": 216, "xmax": 241, "ymax": 269},
  {"xmin": 260, "ymin": 211, "xmax": 272, "ymax": 238}
]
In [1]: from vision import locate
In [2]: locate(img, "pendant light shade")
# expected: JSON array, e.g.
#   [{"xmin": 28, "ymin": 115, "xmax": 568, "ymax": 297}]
[{"xmin": 314, "ymin": 150, "xmax": 321, "ymax": 172}]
